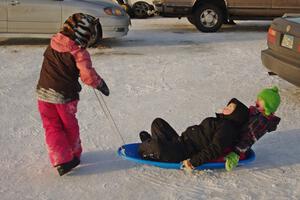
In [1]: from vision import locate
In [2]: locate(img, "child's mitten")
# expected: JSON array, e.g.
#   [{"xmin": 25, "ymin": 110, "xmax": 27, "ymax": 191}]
[
  {"xmin": 225, "ymin": 152, "xmax": 240, "ymax": 171},
  {"xmin": 97, "ymin": 80, "xmax": 110, "ymax": 96}
]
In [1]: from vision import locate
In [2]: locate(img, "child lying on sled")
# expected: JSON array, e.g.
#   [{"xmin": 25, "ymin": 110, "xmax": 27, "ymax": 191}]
[
  {"xmin": 225, "ymin": 86, "xmax": 281, "ymax": 171},
  {"xmin": 138, "ymin": 86, "xmax": 281, "ymax": 171},
  {"xmin": 138, "ymin": 98, "xmax": 249, "ymax": 170}
]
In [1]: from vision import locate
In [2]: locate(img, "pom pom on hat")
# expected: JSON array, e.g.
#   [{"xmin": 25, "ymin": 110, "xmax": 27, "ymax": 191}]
[{"xmin": 257, "ymin": 86, "xmax": 281, "ymax": 116}]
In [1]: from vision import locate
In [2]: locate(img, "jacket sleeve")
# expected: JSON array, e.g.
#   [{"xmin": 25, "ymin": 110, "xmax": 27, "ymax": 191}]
[
  {"xmin": 267, "ymin": 116, "xmax": 281, "ymax": 132},
  {"xmin": 71, "ymin": 48, "xmax": 102, "ymax": 88},
  {"xmin": 189, "ymin": 122, "xmax": 236, "ymax": 167},
  {"xmin": 234, "ymin": 115, "xmax": 280, "ymax": 154}
]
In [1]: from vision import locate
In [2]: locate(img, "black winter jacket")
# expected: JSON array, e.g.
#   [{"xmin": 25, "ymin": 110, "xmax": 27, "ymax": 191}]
[{"xmin": 181, "ymin": 98, "xmax": 249, "ymax": 167}]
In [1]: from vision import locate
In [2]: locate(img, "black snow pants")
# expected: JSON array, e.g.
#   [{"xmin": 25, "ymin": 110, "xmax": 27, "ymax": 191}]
[{"xmin": 138, "ymin": 118, "xmax": 188, "ymax": 162}]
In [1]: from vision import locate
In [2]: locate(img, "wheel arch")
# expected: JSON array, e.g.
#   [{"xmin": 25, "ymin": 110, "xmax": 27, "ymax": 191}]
[{"xmin": 192, "ymin": 0, "xmax": 228, "ymax": 21}]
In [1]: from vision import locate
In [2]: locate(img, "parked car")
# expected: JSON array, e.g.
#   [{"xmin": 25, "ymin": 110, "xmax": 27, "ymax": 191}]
[
  {"xmin": 0, "ymin": 0, "xmax": 130, "ymax": 46},
  {"xmin": 261, "ymin": 15, "xmax": 300, "ymax": 87},
  {"xmin": 111, "ymin": 0, "xmax": 156, "ymax": 18},
  {"xmin": 153, "ymin": 0, "xmax": 300, "ymax": 32}
]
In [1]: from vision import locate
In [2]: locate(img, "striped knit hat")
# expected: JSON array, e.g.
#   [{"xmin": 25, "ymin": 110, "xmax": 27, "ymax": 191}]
[{"xmin": 62, "ymin": 13, "xmax": 99, "ymax": 48}]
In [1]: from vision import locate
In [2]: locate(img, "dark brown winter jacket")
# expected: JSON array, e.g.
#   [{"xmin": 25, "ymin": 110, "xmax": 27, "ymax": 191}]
[{"xmin": 37, "ymin": 33, "xmax": 102, "ymax": 103}]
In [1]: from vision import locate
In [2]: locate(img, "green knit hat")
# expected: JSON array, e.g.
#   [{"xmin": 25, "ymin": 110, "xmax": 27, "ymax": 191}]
[{"xmin": 257, "ymin": 86, "xmax": 281, "ymax": 116}]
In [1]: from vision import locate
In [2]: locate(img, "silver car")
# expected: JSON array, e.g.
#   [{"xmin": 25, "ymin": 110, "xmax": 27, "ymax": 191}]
[
  {"xmin": 261, "ymin": 15, "xmax": 300, "ymax": 87},
  {"xmin": 0, "ymin": 0, "xmax": 130, "ymax": 44}
]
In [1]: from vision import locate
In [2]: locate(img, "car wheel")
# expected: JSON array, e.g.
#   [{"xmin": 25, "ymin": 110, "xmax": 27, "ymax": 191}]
[
  {"xmin": 187, "ymin": 16, "xmax": 195, "ymax": 25},
  {"xmin": 88, "ymin": 21, "xmax": 103, "ymax": 48},
  {"xmin": 193, "ymin": 4, "xmax": 223, "ymax": 32},
  {"xmin": 132, "ymin": 1, "xmax": 152, "ymax": 18}
]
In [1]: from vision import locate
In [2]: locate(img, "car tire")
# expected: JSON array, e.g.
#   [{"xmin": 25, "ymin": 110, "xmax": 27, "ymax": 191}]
[
  {"xmin": 88, "ymin": 21, "xmax": 103, "ymax": 48},
  {"xmin": 132, "ymin": 1, "xmax": 152, "ymax": 18},
  {"xmin": 193, "ymin": 4, "xmax": 223, "ymax": 32},
  {"xmin": 187, "ymin": 16, "xmax": 195, "ymax": 25}
]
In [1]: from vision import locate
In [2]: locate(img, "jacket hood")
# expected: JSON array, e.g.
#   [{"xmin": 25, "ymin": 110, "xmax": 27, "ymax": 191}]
[
  {"xmin": 50, "ymin": 33, "xmax": 79, "ymax": 53},
  {"xmin": 219, "ymin": 98, "xmax": 249, "ymax": 126}
]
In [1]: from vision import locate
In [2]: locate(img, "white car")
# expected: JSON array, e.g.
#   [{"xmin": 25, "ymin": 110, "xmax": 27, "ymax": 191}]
[
  {"xmin": 0, "ymin": 0, "xmax": 130, "ymax": 45},
  {"xmin": 109, "ymin": 0, "xmax": 155, "ymax": 18}
]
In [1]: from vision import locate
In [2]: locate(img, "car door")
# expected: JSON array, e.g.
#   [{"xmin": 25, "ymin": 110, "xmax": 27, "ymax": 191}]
[
  {"xmin": 0, "ymin": 0, "xmax": 7, "ymax": 32},
  {"xmin": 226, "ymin": 0, "xmax": 272, "ymax": 16},
  {"xmin": 272, "ymin": 0, "xmax": 300, "ymax": 16},
  {"xmin": 227, "ymin": 0, "xmax": 272, "ymax": 8},
  {"xmin": 162, "ymin": 0, "xmax": 194, "ymax": 7},
  {"xmin": 7, "ymin": 0, "xmax": 62, "ymax": 33}
]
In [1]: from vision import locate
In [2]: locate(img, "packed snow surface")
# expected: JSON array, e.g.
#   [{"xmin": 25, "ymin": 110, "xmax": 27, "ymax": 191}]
[{"xmin": 1, "ymin": 18, "xmax": 300, "ymax": 200}]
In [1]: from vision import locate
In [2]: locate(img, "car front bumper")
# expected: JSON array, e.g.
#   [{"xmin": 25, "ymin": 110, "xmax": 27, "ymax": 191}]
[{"xmin": 261, "ymin": 49, "xmax": 300, "ymax": 87}]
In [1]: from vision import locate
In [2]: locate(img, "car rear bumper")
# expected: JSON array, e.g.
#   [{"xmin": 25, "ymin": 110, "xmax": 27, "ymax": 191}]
[{"xmin": 261, "ymin": 49, "xmax": 300, "ymax": 87}]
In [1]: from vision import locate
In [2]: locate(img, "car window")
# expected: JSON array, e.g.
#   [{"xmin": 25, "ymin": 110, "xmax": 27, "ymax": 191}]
[{"xmin": 285, "ymin": 17, "xmax": 300, "ymax": 24}]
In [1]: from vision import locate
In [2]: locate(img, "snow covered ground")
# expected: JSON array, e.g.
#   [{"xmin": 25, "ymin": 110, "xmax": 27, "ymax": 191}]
[{"xmin": 1, "ymin": 17, "xmax": 300, "ymax": 200}]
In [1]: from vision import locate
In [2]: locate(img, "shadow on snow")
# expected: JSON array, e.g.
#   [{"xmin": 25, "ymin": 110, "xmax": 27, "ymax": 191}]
[
  {"xmin": 241, "ymin": 129, "xmax": 300, "ymax": 171},
  {"xmin": 70, "ymin": 149, "xmax": 136, "ymax": 176}
]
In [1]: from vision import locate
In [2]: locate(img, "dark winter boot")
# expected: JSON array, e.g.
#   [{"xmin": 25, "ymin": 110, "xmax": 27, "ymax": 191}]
[
  {"xmin": 139, "ymin": 131, "xmax": 151, "ymax": 142},
  {"xmin": 57, "ymin": 157, "xmax": 80, "ymax": 176}
]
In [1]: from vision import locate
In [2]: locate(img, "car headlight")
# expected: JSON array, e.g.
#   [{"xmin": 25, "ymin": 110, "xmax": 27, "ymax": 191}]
[{"xmin": 104, "ymin": 7, "xmax": 125, "ymax": 16}]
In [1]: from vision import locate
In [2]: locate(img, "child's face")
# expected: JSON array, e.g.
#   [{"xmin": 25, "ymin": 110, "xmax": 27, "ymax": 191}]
[
  {"xmin": 223, "ymin": 103, "xmax": 236, "ymax": 115},
  {"xmin": 256, "ymin": 98, "xmax": 265, "ymax": 113}
]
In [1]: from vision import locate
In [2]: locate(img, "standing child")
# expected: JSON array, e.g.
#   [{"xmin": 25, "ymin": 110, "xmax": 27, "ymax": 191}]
[
  {"xmin": 225, "ymin": 86, "xmax": 281, "ymax": 171},
  {"xmin": 37, "ymin": 13, "xmax": 110, "ymax": 176}
]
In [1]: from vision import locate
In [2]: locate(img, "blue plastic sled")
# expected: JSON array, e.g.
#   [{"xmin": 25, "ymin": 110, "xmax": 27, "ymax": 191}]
[{"xmin": 117, "ymin": 143, "xmax": 256, "ymax": 170}]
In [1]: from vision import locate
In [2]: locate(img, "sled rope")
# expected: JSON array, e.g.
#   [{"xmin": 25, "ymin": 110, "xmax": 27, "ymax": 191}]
[{"xmin": 93, "ymin": 89, "xmax": 126, "ymax": 149}]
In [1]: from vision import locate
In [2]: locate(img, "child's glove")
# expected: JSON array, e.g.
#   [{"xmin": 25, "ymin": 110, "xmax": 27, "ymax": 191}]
[
  {"xmin": 181, "ymin": 159, "xmax": 195, "ymax": 172},
  {"xmin": 97, "ymin": 80, "xmax": 110, "ymax": 96},
  {"xmin": 225, "ymin": 152, "xmax": 240, "ymax": 171}
]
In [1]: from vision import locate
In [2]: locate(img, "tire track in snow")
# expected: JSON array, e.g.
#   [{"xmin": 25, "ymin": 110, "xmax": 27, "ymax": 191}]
[
  {"xmin": 130, "ymin": 175, "xmax": 201, "ymax": 199},
  {"xmin": 161, "ymin": 62, "xmax": 172, "ymax": 90},
  {"xmin": 129, "ymin": 168, "xmax": 226, "ymax": 199},
  {"xmin": 250, "ymin": 171, "xmax": 278, "ymax": 181}
]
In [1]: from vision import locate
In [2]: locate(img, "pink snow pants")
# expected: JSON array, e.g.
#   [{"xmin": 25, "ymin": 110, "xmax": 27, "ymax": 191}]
[{"xmin": 38, "ymin": 100, "xmax": 82, "ymax": 167}]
